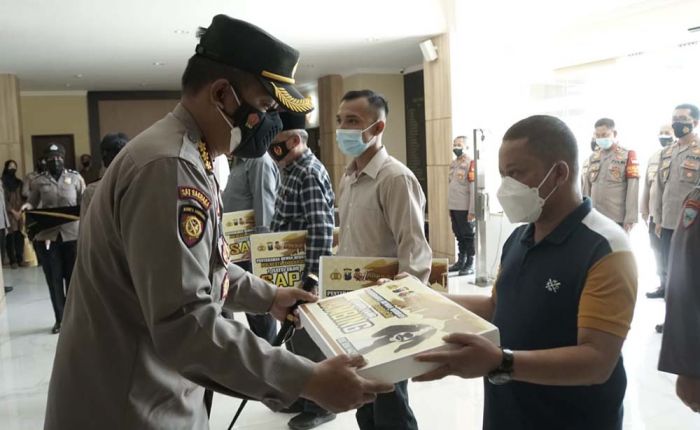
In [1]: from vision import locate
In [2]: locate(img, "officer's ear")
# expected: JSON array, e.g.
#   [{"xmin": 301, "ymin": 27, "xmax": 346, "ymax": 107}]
[
  {"xmin": 209, "ymin": 79, "xmax": 235, "ymax": 111},
  {"xmin": 555, "ymin": 161, "xmax": 571, "ymax": 185}
]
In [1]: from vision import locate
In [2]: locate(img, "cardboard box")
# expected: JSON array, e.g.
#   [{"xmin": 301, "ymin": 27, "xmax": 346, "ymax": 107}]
[
  {"xmin": 300, "ymin": 276, "xmax": 500, "ymax": 384},
  {"xmin": 319, "ymin": 256, "xmax": 449, "ymax": 297}
]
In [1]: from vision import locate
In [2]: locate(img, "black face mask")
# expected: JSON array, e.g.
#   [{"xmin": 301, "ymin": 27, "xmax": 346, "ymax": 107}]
[
  {"xmin": 81, "ymin": 161, "xmax": 90, "ymax": 168},
  {"xmin": 47, "ymin": 159, "xmax": 64, "ymax": 176},
  {"xmin": 223, "ymin": 85, "xmax": 283, "ymax": 159},
  {"xmin": 6, "ymin": 168, "xmax": 16, "ymax": 177},
  {"xmin": 672, "ymin": 121, "xmax": 694, "ymax": 139},
  {"xmin": 453, "ymin": 148, "xmax": 463, "ymax": 157},
  {"xmin": 658, "ymin": 136, "xmax": 673, "ymax": 147},
  {"xmin": 268, "ymin": 140, "xmax": 290, "ymax": 162}
]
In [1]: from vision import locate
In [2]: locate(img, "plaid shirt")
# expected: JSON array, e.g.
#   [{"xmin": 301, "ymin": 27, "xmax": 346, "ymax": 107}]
[{"xmin": 270, "ymin": 149, "xmax": 335, "ymax": 276}]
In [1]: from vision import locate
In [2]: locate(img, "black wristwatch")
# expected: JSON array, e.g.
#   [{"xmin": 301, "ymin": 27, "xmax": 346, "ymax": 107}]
[{"xmin": 487, "ymin": 348, "xmax": 514, "ymax": 385}]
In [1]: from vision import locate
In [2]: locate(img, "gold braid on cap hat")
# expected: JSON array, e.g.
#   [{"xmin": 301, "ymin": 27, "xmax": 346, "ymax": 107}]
[{"xmin": 271, "ymin": 82, "xmax": 313, "ymax": 113}]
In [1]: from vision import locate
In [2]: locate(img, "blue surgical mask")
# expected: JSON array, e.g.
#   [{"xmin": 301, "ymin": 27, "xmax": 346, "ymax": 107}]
[
  {"xmin": 336, "ymin": 120, "xmax": 379, "ymax": 157},
  {"xmin": 595, "ymin": 137, "xmax": 613, "ymax": 150}
]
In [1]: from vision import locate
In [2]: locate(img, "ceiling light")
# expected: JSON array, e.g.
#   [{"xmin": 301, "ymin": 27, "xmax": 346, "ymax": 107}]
[
  {"xmin": 153, "ymin": 61, "xmax": 166, "ymax": 66},
  {"xmin": 140, "ymin": 82, "xmax": 148, "ymax": 87},
  {"xmin": 74, "ymin": 73, "xmax": 84, "ymax": 79},
  {"xmin": 65, "ymin": 83, "xmax": 72, "ymax": 88},
  {"xmin": 365, "ymin": 37, "xmax": 380, "ymax": 43},
  {"xmin": 174, "ymin": 29, "xmax": 190, "ymax": 35}
]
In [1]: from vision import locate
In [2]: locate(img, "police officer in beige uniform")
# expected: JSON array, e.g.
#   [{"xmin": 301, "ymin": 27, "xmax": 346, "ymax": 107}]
[
  {"xmin": 44, "ymin": 16, "xmax": 392, "ymax": 430},
  {"xmin": 582, "ymin": 118, "xmax": 639, "ymax": 231},
  {"xmin": 651, "ymin": 104, "xmax": 700, "ymax": 302},
  {"xmin": 448, "ymin": 135, "xmax": 476, "ymax": 275},
  {"xmin": 24, "ymin": 144, "xmax": 85, "ymax": 334},
  {"xmin": 642, "ymin": 125, "xmax": 674, "ymax": 299},
  {"xmin": 658, "ymin": 185, "xmax": 700, "ymax": 413}
]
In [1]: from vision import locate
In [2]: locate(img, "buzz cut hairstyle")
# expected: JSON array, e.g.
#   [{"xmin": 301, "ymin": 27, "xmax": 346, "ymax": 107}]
[
  {"xmin": 454, "ymin": 135, "xmax": 467, "ymax": 142},
  {"xmin": 503, "ymin": 115, "xmax": 579, "ymax": 176},
  {"xmin": 675, "ymin": 103, "xmax": 700, "ymax": 121},
  {"xmin": 341, "ymin": 90, "xmax": 389, "ymax": 119},
  {"xmin": 594, "ymin": 118, "xmax": 615, "ymax": 129}
]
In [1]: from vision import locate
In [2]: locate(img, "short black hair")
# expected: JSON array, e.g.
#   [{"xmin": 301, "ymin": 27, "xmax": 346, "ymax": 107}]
[
  {"xmin": 503, "ymin": 115, "xmax": 578, "ymax": 175},
  {"xmin": 675, "ymin": 103, "xmax": 700, "ymax": 120},
  {"xmin": 594, "ymin": 118, "xmax": 615, "ymax": 129},
  {"xmin": 100, "ymin": 132, "xmax": 129, "ymax": 168},
  {"xmin": 341, "ymin": 90, "xmax": 389, "ymax": 118},
  {"xmin": 181, "ymin": 54, "xmax": 242, "ymax": 94}
]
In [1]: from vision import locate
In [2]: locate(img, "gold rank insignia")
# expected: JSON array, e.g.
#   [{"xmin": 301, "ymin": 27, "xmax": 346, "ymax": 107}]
[
  {"xmin": 197, "ymin": 142, "xmax": 213, "ymax": 172},
  {"xmin": 179, "ymin": 205, "xmax": 207, "ymax": 248}
]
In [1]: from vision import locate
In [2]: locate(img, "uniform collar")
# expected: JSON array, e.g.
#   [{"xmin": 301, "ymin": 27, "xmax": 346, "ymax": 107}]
[
  {"xmin": 346, "ymin": 146, "xmax": 388, "ymax": 180},
  {"xmin": 172, "ymin": 103, "xmax": 204, "ymax": 144},
  {"xmin": 520, "ymin": 198, "xmax": 592, "ymax": 247}
]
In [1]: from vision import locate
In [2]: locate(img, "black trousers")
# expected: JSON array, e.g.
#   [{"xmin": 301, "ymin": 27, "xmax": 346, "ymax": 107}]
[
  {"xmin": 0, "ymin": 229, "xmax": 6, "ymax": 264},
  {"xmin": 659, "ymin": 228, "xmax": 674, "ymax": 291},
  {"xmin": 6, "ymin": 230, "xmax": 24, "ymax": 265},
  {"xmin": 356, "ymin": 380, "xmax": 418, "ymax": 430},
  {"xmin": 36, "ymin": 238, "xmax": 77, "ymax": 324},
  {"xmin": 287, "ymin": 328, "xmax": 328, "ymax": 414},
  {"xmin": 648, "ymin": 218, "xmax": 663, "ymax": 279},
  {"xmin": 450, "ymin": 210, "xmax": 475, "ymax": 257}
]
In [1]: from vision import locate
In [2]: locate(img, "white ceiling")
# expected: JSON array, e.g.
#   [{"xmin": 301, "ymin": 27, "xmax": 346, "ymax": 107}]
[
  {"xmin": 1, "ymin": 0, "xmax": 699, "ymax": 92},
  {"xmin": 0, "ymin": 0, "xmax": 446, "ymax": 91}
]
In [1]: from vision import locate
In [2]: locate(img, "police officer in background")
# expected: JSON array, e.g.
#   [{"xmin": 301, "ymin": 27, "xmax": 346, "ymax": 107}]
[
  {"xmin": 642, "ymin": 124, "xmax": 674, "ymax": 299},
  {"xmin": 651, "ymin": 104, "xmax": 700, "ymax": 302},
  {"xmin": 44, "ymin": 16, "xmax": 392, "ymax": 430},
  {"xmin": 448, "ymin": 135, "xmax": 476, "ymax": 276},
  {"xmin": 658, "ymin": 185, "xmax": 700, "ymax": 413},
  {"xmin": 24, "ymin": 144, "xmax": 85, "ymax": 334},
  {"xmin": 80, "ymin": 132, "xmax": 129, "ymax": 217},
  {"xmin": 582, "ymin": 118, "xmax": 639, "ymax": 231}
]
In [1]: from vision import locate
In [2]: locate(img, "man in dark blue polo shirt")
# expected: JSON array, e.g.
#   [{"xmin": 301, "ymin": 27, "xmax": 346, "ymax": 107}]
[{"xmin": 414, "ymin": 115, "xmax": 638, "ymax": 430}]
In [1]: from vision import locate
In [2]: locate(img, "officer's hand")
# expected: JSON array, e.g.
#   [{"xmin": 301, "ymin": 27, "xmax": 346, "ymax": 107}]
[
  {"xmin": 655, "ymin": 224, "xmax": 662, "ymax": 238},
  {"xmin": 20, "ymin": 203, "xmax": 32, "ymax": 212},
  {"xmin": 301, "ymin": 355, "xmax": 394, "ymax": 413},
  {"xmin": 413, "ymin": 333, "xmax": 501, "ymax": 382},
  {"xmin": 677, "ymin": 375, "xmax": 700, "ymax": 413},
  {"xmin": 468, "ymin": 213, "xmax": 476, "ymax": 222},
  {"xmin": 623, "ymin": 223, "xmax": 634, "ymax": 233},
  {"xmin": 269, "ymin": 287, "xmax": 317, "ymax": 324}
]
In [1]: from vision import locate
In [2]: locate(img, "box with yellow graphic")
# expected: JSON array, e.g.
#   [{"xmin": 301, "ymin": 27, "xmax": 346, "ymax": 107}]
[
  {"xmin": 299, "ymin": 276, "xmax": 500, "ymax": 384},
  {"xmin": 250, "ymin": 230, "xmax": 307, "ymax": 288},
  {"xmin": 319, "ymin": 256, "xmax": 449, "ymax": 298},
  {"xmin": 222, "ymin": 210, "xmax": 256, "ymax": 262}
]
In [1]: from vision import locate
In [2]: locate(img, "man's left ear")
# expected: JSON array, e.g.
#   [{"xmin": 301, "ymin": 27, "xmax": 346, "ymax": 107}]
[
  {"xmin": 374, "ymin": 120, "xmax": 386, "ymax": 135},
  {"xmin": 557, "ymin": 161, "xmax": 571, "ymax": 183}
]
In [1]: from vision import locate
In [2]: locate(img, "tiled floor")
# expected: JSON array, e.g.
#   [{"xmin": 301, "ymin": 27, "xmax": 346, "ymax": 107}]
[{"xmin": 1, "ymin": 226, "xmax": 700, "ymax": 429}]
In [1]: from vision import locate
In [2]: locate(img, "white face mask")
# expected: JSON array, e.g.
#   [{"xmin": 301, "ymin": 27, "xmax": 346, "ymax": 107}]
[
  {"xmin": 216, "ymin": 87, "xmax": 243, "ymax": 153},
  {"xmin": 496, "ymin": 163, "xmax": 560, "ymax": 224},
  {"xmin": 212, "ymin": 154, "xmax": 230, "ymax": 191}
]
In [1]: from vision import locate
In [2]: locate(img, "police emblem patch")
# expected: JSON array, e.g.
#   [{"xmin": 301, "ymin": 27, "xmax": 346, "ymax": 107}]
[
  {"xmin": 682, "ymin": 200, "xmax": 700, "ymax": 229},
  {"xmin": 179, "ymin": 205, "xmax": 207, "ymax": 247}
]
